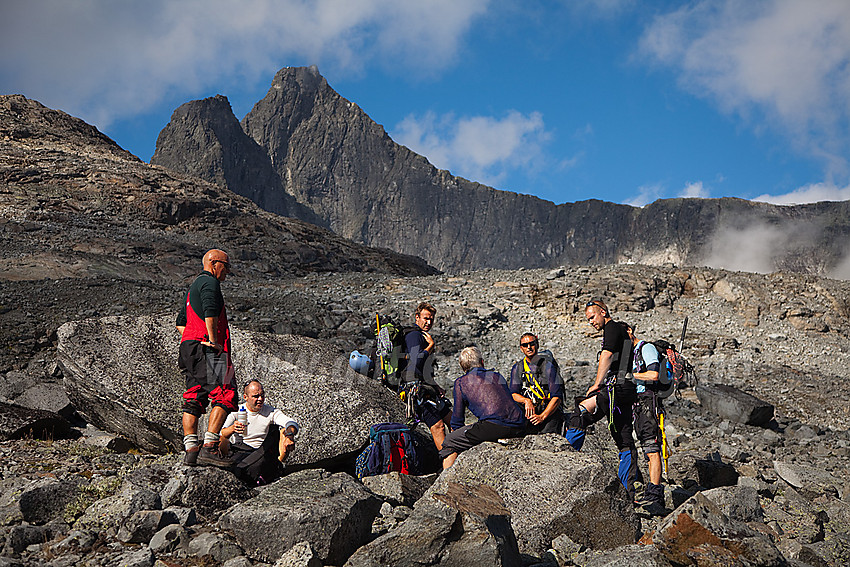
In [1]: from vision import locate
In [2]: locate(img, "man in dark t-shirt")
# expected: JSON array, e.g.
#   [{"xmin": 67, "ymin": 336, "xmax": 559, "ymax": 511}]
[
  {"xmin": 563, "ymin": 300, "xmax": 639, "ymax": 501},
  {"xmin": 401, "ymin": 302, "xmax": 451, "ymax": 451}
]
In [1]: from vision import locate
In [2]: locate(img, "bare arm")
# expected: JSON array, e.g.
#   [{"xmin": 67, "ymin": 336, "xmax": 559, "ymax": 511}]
[
  {"xmin": 633, "ymin": 369, "xmax": 660, "ymax": 381},
  {"xmin": 512, "ymin": 392, "xmax": 536, "ymax": 419},
  {"xmin": 588, "ymin": 350, "xmax": 614, "ymax": 395}
]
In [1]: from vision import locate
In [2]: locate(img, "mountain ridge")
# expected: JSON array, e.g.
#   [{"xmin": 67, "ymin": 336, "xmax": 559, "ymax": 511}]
[{"xmin": 152, "ymin": 66, "xmax": 850, "ymax": 275}]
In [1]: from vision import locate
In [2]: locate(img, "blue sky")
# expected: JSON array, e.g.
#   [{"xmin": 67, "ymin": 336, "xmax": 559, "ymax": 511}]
[{"xmin": 3, "ymin": 0, "xmax": 850, "ymax": 207}]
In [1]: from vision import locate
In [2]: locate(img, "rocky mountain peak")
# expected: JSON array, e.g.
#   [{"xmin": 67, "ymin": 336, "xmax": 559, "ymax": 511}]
[{"xmin": 153, "ymin": 66, "xmax": 850, "ymax": 275}]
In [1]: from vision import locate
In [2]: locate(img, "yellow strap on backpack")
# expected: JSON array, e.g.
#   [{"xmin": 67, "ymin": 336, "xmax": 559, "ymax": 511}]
[{"xmin": 523, "ymin": 359, "xmax": 548, "ymax": 403}]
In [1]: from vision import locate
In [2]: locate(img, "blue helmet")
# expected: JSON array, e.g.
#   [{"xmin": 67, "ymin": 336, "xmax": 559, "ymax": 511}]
[{"xmin": 349, "ymin": 350, "xmax": 372, "ymax": 376}]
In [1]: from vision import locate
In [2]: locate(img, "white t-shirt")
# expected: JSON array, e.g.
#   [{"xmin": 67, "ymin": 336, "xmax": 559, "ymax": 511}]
[{"xmin": 223, "ymin": 403, "xmax": 299, "ymax": 449}]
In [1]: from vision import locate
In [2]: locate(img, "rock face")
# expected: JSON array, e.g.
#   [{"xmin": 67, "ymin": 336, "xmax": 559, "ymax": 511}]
[
  {"xmin": 56, "ymin": 314, "xmax": 406, "ymax": 462},
  {"xmin": 429, "ymin": 435, "xmax": 639, "ymax": 556},
  {"xmin": 152, "ymin": 94, "xmax": 322, "ymax": 225},
  {"xmin": 219, "ymin": 469, "xmax": 382, "ymax": 564},
  {"xmin": 345, "ymin": 480, "xmax": 522, "ymax": 567},
  {"xmin": 152, "ymin": 66, "xmax": 850, "ymax": 274}
]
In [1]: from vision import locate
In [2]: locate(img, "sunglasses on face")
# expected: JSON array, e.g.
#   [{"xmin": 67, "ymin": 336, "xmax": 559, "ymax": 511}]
[{"xmin": 520, "ymin": 341, "xmax": 537, "ymax": 348}]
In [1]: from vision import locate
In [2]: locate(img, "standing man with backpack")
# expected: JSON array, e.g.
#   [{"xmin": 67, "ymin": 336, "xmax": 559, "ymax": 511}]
[
  {"xmin": 563, "ymin": 300, "xmax": 639, "ymax": 502},
  {"xmin": 625, "ymin": 324, "xmax": 666, "ymax": 508},
  {"xmin": 509, "ymin": 333, "xmax": 564, "ymax": 434},
  {"xmin": 401, "ymin": 302, "xmax": 452, "ymax": 451}
]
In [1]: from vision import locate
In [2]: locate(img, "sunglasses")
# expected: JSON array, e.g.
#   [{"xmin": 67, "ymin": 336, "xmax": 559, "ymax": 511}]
[
  {"xmin": 520, "ymin": 341, "xmax": 537, "ymax": 348},
  {"xmin": 212, "ymin": 259, "xmax": 231, "ymax": 270}
]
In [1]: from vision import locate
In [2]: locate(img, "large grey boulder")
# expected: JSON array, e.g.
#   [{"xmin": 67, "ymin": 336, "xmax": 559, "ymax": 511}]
[
  {"xmin": 345, "ymin": 481, "xmax": 521, "ymax": 567},
  {"xmin": 695, "ymin": 383, "xmax": 775, "ymax": 426},
  {"xmin": 424, "ymin": 434, "xmax": 638, "ymax": 556},
  {"xmin": 218, "ymin": 469, "xmax": 382, "ymax": 565},
  {"xmin": 57, "ymin": 314, "xmax": 406, "ymax": 464}
]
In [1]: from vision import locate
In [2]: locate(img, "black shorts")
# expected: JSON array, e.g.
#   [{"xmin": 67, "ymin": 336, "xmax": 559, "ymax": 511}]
[
  {"xmin": 439, "ymin": 420, "xmax": 525, "ymax": 459},
  {"xmin": 416, "ymin": 396, "xmax": 452, "ymax": 428},
  {"xmin": 634, "ymin": 392, "xmax": 662, "ymax": 451},
  {"xmin": 179, "ymin": 340, "xmax": 238, "ymax": 415}
]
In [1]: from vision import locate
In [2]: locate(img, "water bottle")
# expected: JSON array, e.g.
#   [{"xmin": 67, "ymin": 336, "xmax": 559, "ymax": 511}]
[{"xmin": 237, "ymin": 407, "xmax": 247, "ymax": 430}]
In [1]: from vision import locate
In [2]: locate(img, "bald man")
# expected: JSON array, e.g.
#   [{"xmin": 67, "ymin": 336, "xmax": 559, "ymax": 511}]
[{"xmin": 176, "ymin": 249, "xmax": 238, "ymax": 467}]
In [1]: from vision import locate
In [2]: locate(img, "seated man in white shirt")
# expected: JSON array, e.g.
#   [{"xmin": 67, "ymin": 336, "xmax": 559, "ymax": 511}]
[{"xmin": 219, "ymin": 379, "xmax": 299, "ymax": 485}]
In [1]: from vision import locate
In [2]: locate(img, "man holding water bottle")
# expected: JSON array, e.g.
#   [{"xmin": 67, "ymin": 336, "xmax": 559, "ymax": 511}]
[{"xmin": 219, "ymin": 379, "xmax": 299, "ymax": 485}]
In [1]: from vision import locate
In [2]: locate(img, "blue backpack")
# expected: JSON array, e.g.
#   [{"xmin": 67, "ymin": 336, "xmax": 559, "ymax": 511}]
[{"xmin": 355, "ymin": 423, "xmax": 417, "ymax": 479}]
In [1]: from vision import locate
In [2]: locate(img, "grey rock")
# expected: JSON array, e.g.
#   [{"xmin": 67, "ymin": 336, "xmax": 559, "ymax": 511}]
[
  {"xmin": 179, "ymin": 466, "xmax": 255, "ymax": 520},
  {"xmin": 74, "ymin": 485, "xmax": 161, "ymax": 533},
  {"xmin": 13, "ymin": 477, "xmax": 84, "ymax": 525},
  {"xmin": 773, "ymin": 461, "xmax": 843, "ymax": 499},
  {"xmin": 109, "ymin": 546, "xmax": 154, "ymax": 567},
  {"xmin": 57, "ymin": 315, "xmax": 408, "ymax": 465},
  {"xmin": 797, "ymin": 534, "xmax": 850, "ymax": 567},
  {"xmin": 361, "ymin": 472, "xmax": 436, "ymax": 507},
  {"xmin": 224, "ymin": 558, "xmax": 254, "ymax": 567},
  {"xmin": 0, "ymin": 401, "xmax": 73, "ymax": 441},
  {"xmin": 51, "ymin": 529, "xmax": 98, "ymax": 555},
  {"xmin": 580, "ymin": 544, "xmax": 674, "ymax": 566},
  {"xmin": 427, "ymin": 434, "xmax": 638, "ymax": 556},
  {"xmin": 81, "ymin": 433, "xmax": 134, "ymax": 453},
  {"xmin": 163, "ymin": 505, "xmax": 196, "ymax": 527},
  {"xmin": 187, "ymin": 531, "xmax": 243, "ymax": 562},
  {"xmin": 273, "ymin": 541, "xmax": 322, "ymax": 567},
  {"xmin": 4, "ymin": 523, "xmax": 53, "ymax": 555},
  {"xmin": 695, "ymin": 383, "xmax": 774, "ymax": 426},
  {"xmin": 148, "ymin": 523, "xmax": 189, "ymax": 554},
  {"xmin": 667, "ymin": 451, "xmax": 739, "ymax": 490},
  {"xmin": 653, "ymin": 492, "xmax": 785, "ymax": 567},
  {"xmin": 701, "ymin": 485, "xmax": 764, "ymax": 523},
  {"xmin": 12, "ymin": 381, "xmax": 74, "ymax": 417},
  {"xmin": 345, "ymin": 481, "xmax": 521, "ymax": 567},
  {"xmin": 117, "ymin": 509, "xmax": 179, "ymax": 543},
  {"xmin": 219, "ymin": 469, "xmax": 381, "ymax": 565}
]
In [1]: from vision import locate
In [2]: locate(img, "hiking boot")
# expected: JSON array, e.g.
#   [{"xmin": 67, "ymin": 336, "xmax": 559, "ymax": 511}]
[
  {"xmin": 183, "ymin": 445, "xmax": 200, "ymax": 466},
  {"xmin": 197, "ymin": 443, "xmax": 234, "ymax": 468},
  {"xmin": 635, "ymin": 483, "xmax": 665, "ymax": 507}
]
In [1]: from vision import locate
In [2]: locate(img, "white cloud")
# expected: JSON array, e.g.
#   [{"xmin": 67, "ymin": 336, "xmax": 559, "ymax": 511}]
[
  {"xmin": 754, "ymin": 182, "xmax": 850, "ymax": 205},
  {"xmin": 0, "ymin": 0, "xmax": 489, "ymax": 127},
  {"xmin": 830, "ymin": 252, "xmax": 850, "ymax": 280},
  {"xmin": 392, "ymin": 110, "xmax": 552, "ymax": 187},
  {"xmin": 702, "ymin": 223, "xmax": 784, "ymax": 273},
  {"xmin": 679, "ymin": 181, "xmax": 709, "ymax": 198},
  {"xmin": 639, "ymin": 0, "xmax": 850, "ymax": 175},
  {"xmin": 625, "ymin": 184, "xmax": 663, "ymax": 207}
]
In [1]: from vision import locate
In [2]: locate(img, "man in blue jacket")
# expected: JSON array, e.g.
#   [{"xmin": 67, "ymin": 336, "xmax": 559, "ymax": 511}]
[{"xmin": 440, "ymin": 346, "xmax": 526, "ymax": 469}]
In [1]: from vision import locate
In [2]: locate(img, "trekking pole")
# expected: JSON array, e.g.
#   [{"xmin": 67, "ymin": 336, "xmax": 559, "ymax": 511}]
[{"xmin": 679, "ymin": 317, "xmax": 688, "ymax": 351}]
